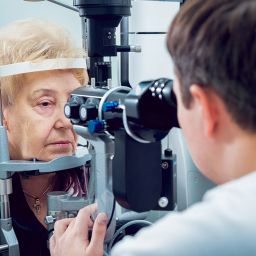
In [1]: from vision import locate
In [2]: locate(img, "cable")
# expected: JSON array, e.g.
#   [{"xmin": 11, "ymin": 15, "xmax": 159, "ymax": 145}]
[
  {"xmin": 98, "ymin": 86, "xmax": 131, "ymax": 121},
  {"xmin": 97, "ymin": 86, "xmax": 151, "ymax": 143},
  {"xmin": 97, "ymin": 86, "xmax": 131, "ymax": 137},
  {"xmin": 107, "ymin": 199, "xmax": 116, "ymax": 229},
  {"xmin": 119, "ymin": 105, "xmax": 151, "ymax": 144},
  {"xmin": 108, "ymin": 219, "xmax": 152, "ymax": 251}
]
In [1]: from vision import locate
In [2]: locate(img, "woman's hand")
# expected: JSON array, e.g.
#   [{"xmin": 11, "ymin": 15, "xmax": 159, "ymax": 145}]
[{"xmin": 50, "ymin": 204, "xmax": 107, "ymax": 256}]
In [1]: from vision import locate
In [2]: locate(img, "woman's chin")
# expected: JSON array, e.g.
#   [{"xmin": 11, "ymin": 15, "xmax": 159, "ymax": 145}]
[{"xmin": 37, "ymin": 152, "xmax": 74, "ymax": 162}]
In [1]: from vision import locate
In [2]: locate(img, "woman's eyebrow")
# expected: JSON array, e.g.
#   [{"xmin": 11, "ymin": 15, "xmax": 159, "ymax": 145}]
[{"xmin": 30, "ymin": 89, "xmax": 57, "ymax": 98}]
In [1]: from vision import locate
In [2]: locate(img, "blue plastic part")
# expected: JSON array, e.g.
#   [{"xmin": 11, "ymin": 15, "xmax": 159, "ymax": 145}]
[
  {"xmin": 88, "ymin": 120, "xmax": 105, "ymax": 134},
  {"xmin": 102, "ymin": 101, "xmax": 119, "ymax": 112}
]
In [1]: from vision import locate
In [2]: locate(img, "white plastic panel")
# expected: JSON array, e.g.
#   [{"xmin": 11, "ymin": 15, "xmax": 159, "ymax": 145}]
[
  {"xmin": 130, "ymin": 1, "xmax": 180, "ymax": 32},
  {"xmin": 128, "ymin": 1, "xmax": 179, "ymax": 87},
  {"xmin": 0, "ymin": 0, "xmax": 82, "ymax": 46},
  {"xmin": 129, "ymin": 33, "xmax": 174, "ymax": 86}
]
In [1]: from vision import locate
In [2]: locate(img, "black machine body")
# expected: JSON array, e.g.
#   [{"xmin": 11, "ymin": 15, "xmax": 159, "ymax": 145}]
[
  {"xmin": 73, "ymin": 0, "xmax": 132, "ymax": 87},
  {"xmin": 66, "ymin": 78, "xmax": 179, "ymax": 212}
]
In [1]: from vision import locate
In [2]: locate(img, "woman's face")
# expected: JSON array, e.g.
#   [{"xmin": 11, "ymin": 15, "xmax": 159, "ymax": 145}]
[{"xmin": 4, "ymin": 70, "xmax": 81, "ymax": 161}]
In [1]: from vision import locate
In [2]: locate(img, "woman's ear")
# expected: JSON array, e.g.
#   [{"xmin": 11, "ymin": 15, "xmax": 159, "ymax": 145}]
[{"xmin": 189, "ymin": 85, "xmax": 220, "ymax": 138}]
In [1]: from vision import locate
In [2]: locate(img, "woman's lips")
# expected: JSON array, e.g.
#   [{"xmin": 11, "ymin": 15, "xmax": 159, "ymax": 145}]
[{"xmin": 47, "ymin": 141, "xmax": 72, "ymax": 149}]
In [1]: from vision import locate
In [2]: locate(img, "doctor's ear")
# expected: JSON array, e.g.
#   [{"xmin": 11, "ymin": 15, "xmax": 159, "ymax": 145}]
[{"xmin": 189, "ymin": 85, "xmax": 219, "ymax": 137}]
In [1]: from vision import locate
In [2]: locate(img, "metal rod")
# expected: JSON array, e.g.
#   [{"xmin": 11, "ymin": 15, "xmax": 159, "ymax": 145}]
[
  {"xmin": 120, "ymin": 17, "xmax": 131, "ymax": 87},
  {"xmin": 0, "ymin": 244, "xmax": 8, "ymax": 252},
  {"xmin": 0, "ymin": 195, "xmax": 10, "ymax": 219},
  {"xmin": 46, "ymin": 0, "xmax": 78, "ymax": 12}
]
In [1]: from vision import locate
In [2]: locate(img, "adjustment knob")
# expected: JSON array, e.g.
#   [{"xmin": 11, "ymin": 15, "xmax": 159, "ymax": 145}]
[
  {"xmin": 64, "ymin": 103, "xmax": 71, "ymax": 118},
  {"xmin": 102, "ymin": 101, "xmax": 119, "ymax": 112},
  {"xmin": 64, "ymin": 103, "xmax": 80, "ymax": 119},
  {"xmin": 88, "ymin": 120, "xmax": 106, "ymax": 134},
  {"xmin": 79, "ymin": 104, "xmax": 98, "ymax": 122}
]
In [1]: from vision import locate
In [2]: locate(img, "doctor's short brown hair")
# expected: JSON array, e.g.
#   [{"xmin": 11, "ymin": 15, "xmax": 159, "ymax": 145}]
[{"xmin": 168, "ymin": 0, "xmax": 256, "ymax": 132}]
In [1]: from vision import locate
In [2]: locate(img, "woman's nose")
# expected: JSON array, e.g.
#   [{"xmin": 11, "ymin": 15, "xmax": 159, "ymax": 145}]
[{"xmin": 54, "ymin": 104, "xmax": 73, "ymax": 129}]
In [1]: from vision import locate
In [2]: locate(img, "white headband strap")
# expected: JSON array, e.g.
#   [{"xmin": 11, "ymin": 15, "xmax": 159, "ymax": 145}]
[{"xmin": 0, "ymin": 58, "xmax": 87, "ymax": 78}]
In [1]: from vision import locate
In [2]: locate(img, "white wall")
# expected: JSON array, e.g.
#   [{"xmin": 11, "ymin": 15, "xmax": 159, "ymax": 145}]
[
  {"xmin": 128, "ymin": 1, "xmax": 179, "ymax": 87},
  {"xmin": 0, "ymin": 0, "xmax": 82, "ymax": 46}
]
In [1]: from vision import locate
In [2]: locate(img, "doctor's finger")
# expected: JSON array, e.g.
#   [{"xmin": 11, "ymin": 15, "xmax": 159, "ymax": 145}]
[
  {"xmin": 54, "ymin": 218, "xmax": 74, "ymax": 238},
  {"xmin": 73, "ymin": 204, "xmax": 97, "ymax": 234},
  {"xmin": 87, "ymin": 212, "xmax": 108, "ymax": 256},
  {"xmin": 49, "ymin": 234, "xmax": 56, "ymax": 254}
]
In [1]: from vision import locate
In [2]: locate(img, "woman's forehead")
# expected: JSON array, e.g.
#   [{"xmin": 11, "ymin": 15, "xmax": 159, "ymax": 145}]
[
  {"xmin": 24, "ymin": 70, "xmax": 73, "ymax": 83},
  {"xmin": 23, "ymin": 70, "xmax": 81, "ymax": 94}
]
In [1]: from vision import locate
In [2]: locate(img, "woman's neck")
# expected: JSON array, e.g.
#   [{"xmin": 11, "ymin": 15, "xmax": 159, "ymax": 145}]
[
  {"xmin": 19, "ymin": 173, "xmax": 56, "ymax": 228},
  {"xmin": 19, "ymin": 173, "xmax": 56, "ymax": 195}
]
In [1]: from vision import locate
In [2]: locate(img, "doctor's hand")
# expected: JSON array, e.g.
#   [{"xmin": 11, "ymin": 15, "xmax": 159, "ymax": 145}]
[{"xmin": 50, "ymin": 204, "xmax": 108, "ymax": 256}]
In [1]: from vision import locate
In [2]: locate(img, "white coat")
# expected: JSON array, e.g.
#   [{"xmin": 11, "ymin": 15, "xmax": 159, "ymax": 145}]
[{"xmin": 112, "ymin": 172, "xmax": 256, "ymax": 256}]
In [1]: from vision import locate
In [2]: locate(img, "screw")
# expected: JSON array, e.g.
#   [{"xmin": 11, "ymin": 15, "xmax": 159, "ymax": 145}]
[
  {"xmin": 161, "ymin": 161, "xmax": 169, "ymax": 170},
  {"xmin": 158, "ymin": 197, "xmax": 168, "ymax": 208}
]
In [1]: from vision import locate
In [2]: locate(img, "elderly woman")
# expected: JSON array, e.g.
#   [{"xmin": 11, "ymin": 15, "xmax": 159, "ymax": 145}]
[{"xmin": 0, "ymin": 18, "xmax": 89, "ymax": 255}]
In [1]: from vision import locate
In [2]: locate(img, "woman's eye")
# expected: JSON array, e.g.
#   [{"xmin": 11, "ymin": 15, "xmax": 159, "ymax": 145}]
[
  {"xmin": 34, "ymin": 99, "xmax": 55, "ymax": 115},
  {"xmin": 39, "ymin": 101, "xmax": 52, "ymax": 107}
]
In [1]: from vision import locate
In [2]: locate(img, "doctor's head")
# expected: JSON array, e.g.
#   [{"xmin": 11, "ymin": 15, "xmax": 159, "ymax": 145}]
[
  {"xmin": 0, "ymin": 19, "xmax": 88, "ymax": 161},
  {"xmin": 167, "ymin": 0, "xmax": 256, "ymax": 183}
]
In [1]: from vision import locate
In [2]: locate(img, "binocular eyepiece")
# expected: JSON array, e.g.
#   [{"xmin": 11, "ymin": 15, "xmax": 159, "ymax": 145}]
[{"xmin": 65, "ymin": 78, "xmax": 179, "ymax": 143}]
